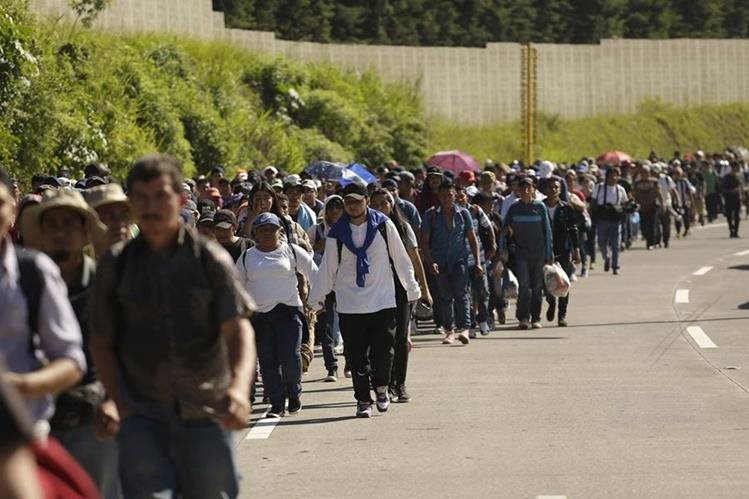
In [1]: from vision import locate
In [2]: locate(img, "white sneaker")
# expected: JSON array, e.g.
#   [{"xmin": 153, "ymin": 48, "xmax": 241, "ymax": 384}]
[
  {"xmin": 434, "ymin": 326, "xmax": 445, "ymax": 336},
  {"xmin": 479, "ymin": 321, "xmax": 490, "ymax": 336}
]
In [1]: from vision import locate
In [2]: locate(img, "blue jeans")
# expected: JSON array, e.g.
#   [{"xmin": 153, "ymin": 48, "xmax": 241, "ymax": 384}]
[
  {"xmin": 117, "ymin": 415, "xmax": 238, "ymax": 499},
  {"xmin": 514, "ymin": 256, "xmax": 544, "ymax": 322},
  {"xmin": 597, "ymin": 219, "xmax": 621, "ymax": 269},
  {"xmin": 53, "ymin": 422, "xmax": 121, "ymax": 499},
  {"xmin": 315, "ymin": 293, "xmax": 338, "ymax": 372},
  {"xmin": 435, "ymin": 261, "xmax": 470, "ymax": 330},
  {"xmin": 251, "ymin": 304, "xmax": 303, "ymax": 409},
  {"xmin": 469, "ymin": 265, "xmax": 490, "ymax": 324}
]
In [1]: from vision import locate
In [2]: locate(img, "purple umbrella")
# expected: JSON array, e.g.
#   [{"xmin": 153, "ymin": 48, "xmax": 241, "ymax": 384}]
[{"xmin": 426, "ymin": 150, "xmax": 481, "ymax": 174}]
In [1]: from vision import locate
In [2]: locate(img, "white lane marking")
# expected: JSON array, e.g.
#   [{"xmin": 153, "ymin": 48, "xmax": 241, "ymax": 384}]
[
  {"xmin": 686, "ymin": 326, "xmax": 718, "ymax": 349},
  {"xmin": 675, "ymin": 289, "xmax": 690, "ymax": 303},
  {"xmin": 536, "ymin": 496, "xmax": 567, "ymax": 499},
  {"xmin": 693, "ymin": 266, "xmax": 713, "ymax": 276},
  {"xmin": 246, "ymin": 410, "xmax": 280, "ymax": 440},
  {"xmin": 734, "ymin": 249, "xmax": 749, "ymax": 256}
]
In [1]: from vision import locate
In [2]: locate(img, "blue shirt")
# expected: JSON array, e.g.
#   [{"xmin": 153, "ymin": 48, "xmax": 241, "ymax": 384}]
[
  {"xmin": 397, "ymin": 198, "xmax": 422, "ymax": 232},
  {"xmin": 422, "ymin": 205, "xmax": 475, "ymax": 267},
  {"xmin": 501, "ymin": 200, "xmax": 553, "ymax": 261}
]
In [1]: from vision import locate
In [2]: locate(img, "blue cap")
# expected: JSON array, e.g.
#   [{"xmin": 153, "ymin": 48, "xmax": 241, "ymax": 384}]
[{"xmin": 253, "ymin": 212, "xmax": 282, "ymax": 228}]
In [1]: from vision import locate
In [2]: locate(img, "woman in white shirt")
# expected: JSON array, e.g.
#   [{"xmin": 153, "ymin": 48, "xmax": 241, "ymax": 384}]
[{"xmin": 236, "ymin": 213, "xmax": 317, "ymax": 418}]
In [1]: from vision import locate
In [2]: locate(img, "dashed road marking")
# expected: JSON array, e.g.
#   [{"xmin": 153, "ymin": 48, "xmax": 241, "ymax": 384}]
[
  {"xmin": 675, "ymin": 289, "xmax": 690, "ymax": 303},
  {"xmin": 536, "ymin": 496, "xmax": 567, "ymax": 499},
  {"xmin": 733, "ymin": 249, "xmax": 749, "ymax": 256},
  {"xmin": 686, "ymin": 326, "xmax": 718, "ymax": 349},
  {"xmin": 693, "ymin": 266, "xmax": 713, "ymax": 276},
  {"xmin": 246, "ymin": 410, "xmax": 280, "ymax": 440}
]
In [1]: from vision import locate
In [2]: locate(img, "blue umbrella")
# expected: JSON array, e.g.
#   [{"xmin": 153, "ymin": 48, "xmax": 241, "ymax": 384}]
[
  {"xmin": 347, "ymin": 163, "xmax": 377, "ymax": 184},
  {"xmin": 304, "ymin": 161, "xmax": 348, "ymax": 180}
]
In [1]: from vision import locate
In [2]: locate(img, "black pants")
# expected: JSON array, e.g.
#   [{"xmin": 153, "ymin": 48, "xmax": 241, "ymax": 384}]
[
  {"xmin": 659, "ymin": 211, "xmax": 672, "ymax": 246},
  {"xmin": 674, "ymin": 206, "xmax": 691, "ymax": 235},
  {"xmin": 390, "ymin": 300, "xmax": 412, "ymax": 388},
  {"xmin": 726, "ymin": 197, "xmax": 741, "ymax": 236},
  {"xmin": 706, "ymin": 192, "xmax": 720, "ymax": 222},
  {"xmin": 640, "ymin": 208, "xmax": 658, "ymax": 247},
  {"xmin": 544, "ymin": 255, "xmax": 573, "ymax": 320},
  {"xmin": 339, "ymin": 309, "xmax": 396, "ymax": 403}
]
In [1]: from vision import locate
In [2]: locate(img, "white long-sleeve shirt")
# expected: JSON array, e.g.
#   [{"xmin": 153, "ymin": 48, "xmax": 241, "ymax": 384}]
[
  {"xmin": 236, "ymin": 243, "xmax": 317, "ymax": 313},
  {"xmin": 309, "ymin": 219, "xmax": 420, "ymax": 314}
]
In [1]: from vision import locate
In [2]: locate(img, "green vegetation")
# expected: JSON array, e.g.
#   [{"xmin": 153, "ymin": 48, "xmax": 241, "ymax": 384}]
[
  {"xmin": 0, "ymin": 0, "xmax": 427, "ymax": 184},
  {"xmin": 428, "ymin": 99, "xmax": 749, "ymax": 163},
  {"xmin": 217, "ymin": 0, "xmax": 749, "ymax": 46}
]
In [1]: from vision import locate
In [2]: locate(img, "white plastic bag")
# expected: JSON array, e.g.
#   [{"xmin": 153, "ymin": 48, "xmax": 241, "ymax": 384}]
[
  {"xmin": 502, "ymin": 268, "xmax": 519, "ymax": 299},
  {"xmin": 543, "ymin": 263, "xmax": 570, "ymax": 298}
]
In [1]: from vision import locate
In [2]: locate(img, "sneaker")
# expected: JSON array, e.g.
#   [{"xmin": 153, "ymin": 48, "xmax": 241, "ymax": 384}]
[
  {"xmin": 376, "ymin": 391, "xmax": 390, "ymax": 412},
  {"xmin": 344, "ymin": 369, "xmax": 352, "ymax": 379},
  {"xmin": 613, "ymin": 268, "xmax": 620, "ymax": 275},
  {"xmin": 570, "ymin": 272, "xmax": 578, "ymax": 282},
  {"xmin": 356, "ymin": 402, "xmax": 373, "ymax": 418},
  {"xmin": 546, "ymin": 300, "xmax": 556, "ymax": 322},
  {"xmin": 497, "ymin": 309, "xmax": 506, "ymax": 325},
  {"xmin": 604, "ymin": 258, "xmax": 611, "ymax": 272},
  {"xmin": 518, "ymin": 320, "xmax": 530, "ymax": 330},
  {"xmin": 589, "ymin": 262, "xmax": 596, "ymax": 270},
  {"xmin": 531, "ymin": 321, "xmax": 542, "ymax": 329},
  {"xmin": 456, "ymin": 329, "xmax": 470, "ymax": 345},
  {"xmin": 434, "ymin": 326, "xmax": 445, "ymax": 336},
  {"xmin": 388, "ymin": 386, "xmax": 399, "ymax": 403},
  {"xmin": 324, "ymin": 369, "xmax": 338, "ymax": 382},
  {"xmin": 558, "ymin": 317, "xmax": 568, "ymax": 327},
  {"xmin": 288, "ymin": 398, "xmax": 302, "ymax": 415},
  {"xmin": 395, "ymin": 384, "xmax": 411, "ymax": 403},
  {"xmin": 267, "ymin": 406, "xmax": 284, "ymax": 418},
  {"xmin": 479, "ymin": 321, "xmax": 490, "ymax": 336},
  {"xmin": 442, "ymin": 331, "xmax": 456, "ymax": 344},
  {"xmin": 468, "ymin": 329, "xmax": 477, "ymax": 339},
  {"xmin": 581, "ymin": 268, "xmax": 589, "ymax": 278}
]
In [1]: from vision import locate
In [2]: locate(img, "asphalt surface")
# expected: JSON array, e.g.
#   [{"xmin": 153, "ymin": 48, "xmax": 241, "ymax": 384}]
[{"xmin": 235, "ymin": 221, "xmax": 749, "ymax": 499}]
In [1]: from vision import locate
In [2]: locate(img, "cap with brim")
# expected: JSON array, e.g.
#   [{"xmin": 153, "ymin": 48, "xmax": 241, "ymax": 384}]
[
  {"xmin": 399, "ymin": 171, "xmax": 415, "ymax": 183},
  {"xmin": 253, "ymin": 212, "xmax": 282, "ymax": 229},
  {"xmin": 270, "ymin": 179, "xmax": 283, "ymax": 189},
  {"xmin": 20, "ymin": 189, "xmax": 107, "ymax": 249},
  {"xmin": 426, "ymin": 166, "xmax": 443, "ymax": 176},
  {"xmin": 85, "ymin": 176, "xmax": 106, "ymax": 189},
  {"xmin": 214, "ymin": 209, "xmax": 237, "ymax": 229},
  {"xmin": 301, "ymin": 179, "xmax": 317, "ymax": 190},
  {"xmin": 197, "ymin": 212, "xmax": 215, "ymax": 225},
  {"xmin": 381, "ymin": 179, "xmax": 398, "ymax": 190},
  {"xmin": 518, "ymin": 177, "xmax": 534, "ymax": 186},
  {"xmin": 341, "ymin": 182, "xmax": 368, "ymax": 200}
]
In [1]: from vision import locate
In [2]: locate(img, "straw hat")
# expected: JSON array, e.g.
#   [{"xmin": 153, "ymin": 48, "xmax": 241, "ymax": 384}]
[
  {"xmin": 21, "ymin": 189, "xmax": 107, "ymax": 249},
  {"xmin": 84, "ymin": 183, "xmax": 133, "ymax": 219}
]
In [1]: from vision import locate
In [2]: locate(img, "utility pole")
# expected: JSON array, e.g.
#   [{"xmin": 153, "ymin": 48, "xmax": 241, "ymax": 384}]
[{"xmin": 521, "ymin": 42, "xmax": 537, "ymax": 166}]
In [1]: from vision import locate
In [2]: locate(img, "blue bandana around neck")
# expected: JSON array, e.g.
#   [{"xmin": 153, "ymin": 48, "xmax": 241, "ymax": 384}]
[{"xmin": 328, "ymin": 208, "xmax": 389, "ymax": 287}]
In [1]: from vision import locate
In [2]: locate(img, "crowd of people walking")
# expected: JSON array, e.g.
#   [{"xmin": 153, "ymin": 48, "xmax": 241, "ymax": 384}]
[{"xmin": 0, "ymin": 147, "xmax": 746, "ymax": 498}]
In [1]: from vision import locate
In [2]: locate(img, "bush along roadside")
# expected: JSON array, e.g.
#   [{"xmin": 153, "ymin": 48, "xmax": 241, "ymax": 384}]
[{"xmin": 0, "ymin": 0, "xmax": 427, "ymax": 185}]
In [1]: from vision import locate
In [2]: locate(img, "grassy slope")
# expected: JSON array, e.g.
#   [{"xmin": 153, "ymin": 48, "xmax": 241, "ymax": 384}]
[{"xmin": 428, "ymin": 100, "xmax": 749, "ymax": 163}]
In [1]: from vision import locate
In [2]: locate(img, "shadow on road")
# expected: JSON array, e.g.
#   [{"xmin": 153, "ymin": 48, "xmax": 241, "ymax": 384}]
[
  {"xmin": 301, "ymin": 386, "xmax": 355, "ymax": 394},
  {"xmin": 572, "ymin": 315, "xmax": 749, "ymax": 328},
  {"xmin": 277, "ymin": 415, "xmax": 357, "ymax": 426},
  {"xmin": 738, "ymin": 302, "xmax": 749, "ymax": 310},
  {"xmin": 729, "ymin": 264, "xmax": 749, "ymax": 271}
]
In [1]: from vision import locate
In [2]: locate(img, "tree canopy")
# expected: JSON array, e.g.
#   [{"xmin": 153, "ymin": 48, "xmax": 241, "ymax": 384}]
[{"xmin": 213, "ymin": 0, "xmax": 749, "ymax": 46}]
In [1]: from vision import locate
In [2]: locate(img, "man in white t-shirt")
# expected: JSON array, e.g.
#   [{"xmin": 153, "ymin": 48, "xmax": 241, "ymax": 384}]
[
  {"xmin": 655, "ymin": 165, "xmax": 679, "ymax": 248},
  {"xmin": 309, "ymin": 183, "xmax": 420, "ymax": 418},
  {"xmin": 590, "ymin": 167, "xmax": 629, "ymax": 275}
]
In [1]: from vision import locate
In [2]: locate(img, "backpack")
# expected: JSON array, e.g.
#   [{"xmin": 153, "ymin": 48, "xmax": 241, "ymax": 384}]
[{"xmin": 16, "ymin": 247, "xmax": 45, "ymax": 355}]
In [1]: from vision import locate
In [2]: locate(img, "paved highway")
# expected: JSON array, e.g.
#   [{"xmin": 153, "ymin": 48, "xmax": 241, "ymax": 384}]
[{"xmin": 235, "ymin": 222, "xmax": 749, "ymax": 498}]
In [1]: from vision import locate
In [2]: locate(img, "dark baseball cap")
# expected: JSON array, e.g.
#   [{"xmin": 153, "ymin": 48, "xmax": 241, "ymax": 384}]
[
  {"xmin": 341, "ymin": 182, "xmax": 369, "ymax": 200},
  {"xmin": 426, "ymin": 166, "xmax": 443, "ymax": 176},
  {"xmin": 197, "ymin": 211, "xmax": 215, "ymax": 225},
  {"xmin": 381, "ymin": 179, "xmax": 398, "ymax": 190},
  {"xmin": 214, "ymin": 209, "xmax": 237, "ymax": 229}
]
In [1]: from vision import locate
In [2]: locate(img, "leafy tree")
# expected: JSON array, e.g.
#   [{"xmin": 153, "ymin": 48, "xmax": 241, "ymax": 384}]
[{"xmin": 624, "ymin": 0, "xmax": 677, "ymax": 38}]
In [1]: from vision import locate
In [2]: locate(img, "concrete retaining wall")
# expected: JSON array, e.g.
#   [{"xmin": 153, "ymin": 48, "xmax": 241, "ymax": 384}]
[{"xmin": 30, "ymin": 0, "xmax": 749, "ymax": 125}]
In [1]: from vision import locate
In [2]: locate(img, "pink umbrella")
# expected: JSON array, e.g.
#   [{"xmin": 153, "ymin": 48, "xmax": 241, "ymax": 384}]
[
  {"xmin": 596, "ymin": 150, "xmax": 632, "ymax": 165},
  {"xmin": 426, "ymin": 150, "xmax": 481, "ymax": 174}
]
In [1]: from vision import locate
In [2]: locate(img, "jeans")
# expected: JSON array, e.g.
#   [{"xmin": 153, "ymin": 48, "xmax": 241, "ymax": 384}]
[
  {"xmin": 674, "ymin": 206, "xmax": 691, "ymax": 235},
  {"xmin": 658, "ymin": 211, "xmax": 672, "ymax": 246},
  {"xmin": 597, "ymin": 219, "xmax": 621, "ymax": 269},
  {"xmin": 53, "ymin": 422, "xmax": 122, "ymax": 499},
  {"xmin": 515, "ymin": 256, "xmax": 545, "ymax": 322},
  {"xmin": 251, "ymin": 304, "xmax": 303, "ymax": 409},
  {"xmin": 315, "ymin": 292, "xmax": 338, "ymax": 372},
  {"xmin": 706, "ymin": 192, "xmax": 720, "ymax": 221},
  {"xmin": 339, "ymin": 309, "xmax": 396, "ymax": 403},
  {"xmin": 544, "ymin": 256, "xmax": 574, "ymax": 320},
  {"xmin": 469, "ymin": 265, "xmax": 490, "ymax": 324},
  {"xmin": 391, "ymin": 300, "xmax": 413, "ymax": 388},
  {"xmin": 117, "ymin": 415, "xmax": 238, "ymax": 499},
  {"xmin": 435, "ymin": 261, "xmax": 470, "ymax": 330}
]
